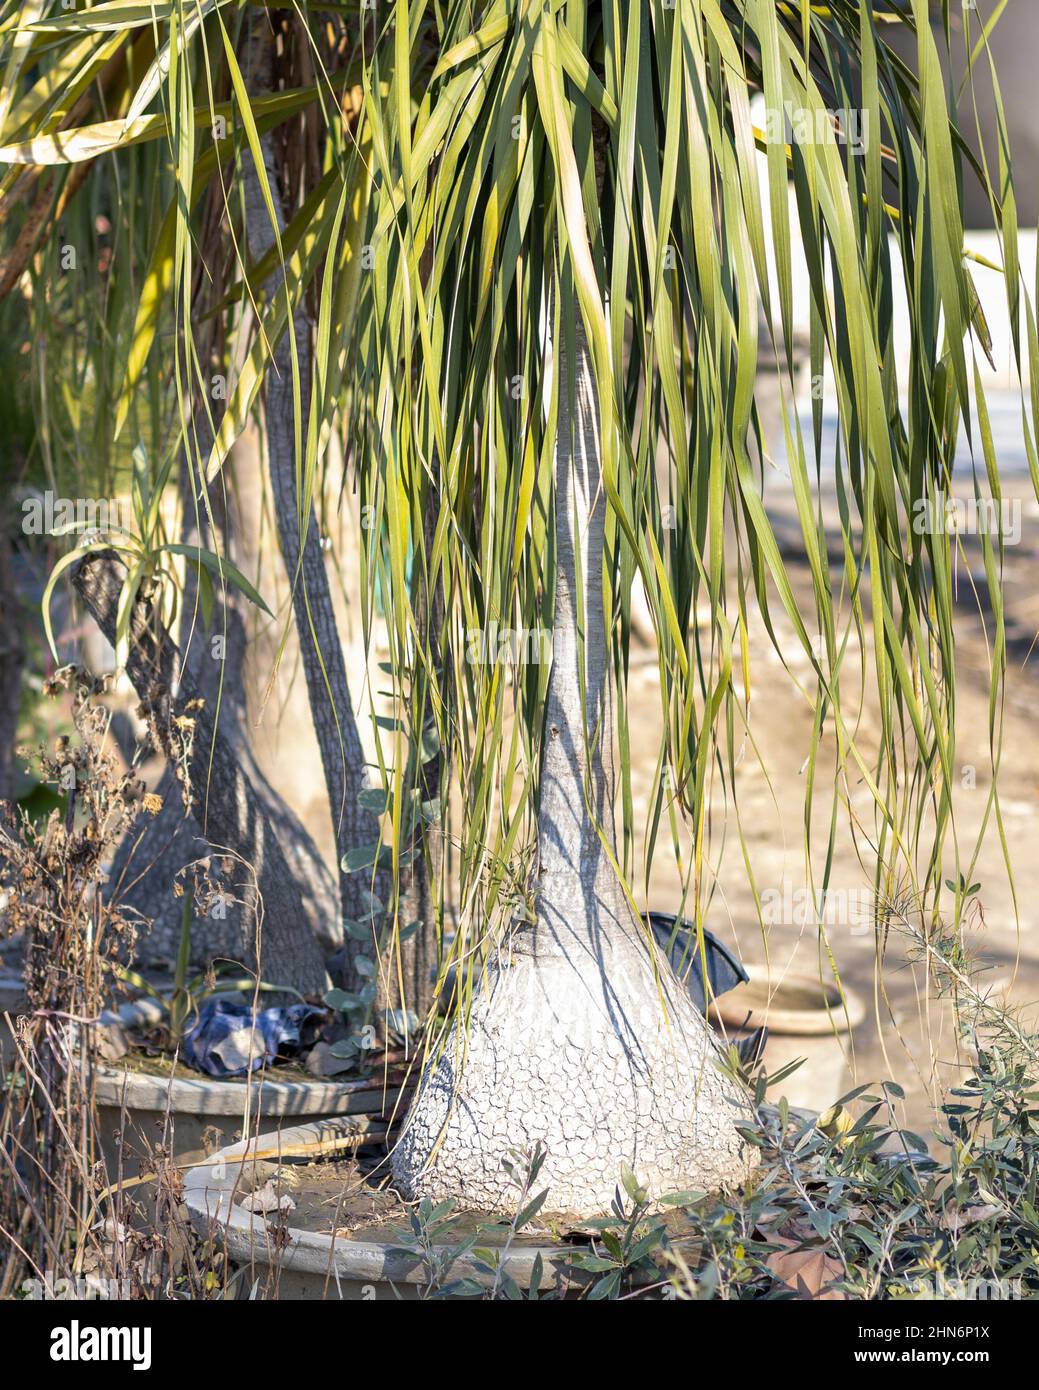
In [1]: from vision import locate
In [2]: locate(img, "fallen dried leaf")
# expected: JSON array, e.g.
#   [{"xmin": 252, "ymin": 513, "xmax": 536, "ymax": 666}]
[{"xmin": 766, "ymin": 1242, "xmax": 845, "ymax": 1300}]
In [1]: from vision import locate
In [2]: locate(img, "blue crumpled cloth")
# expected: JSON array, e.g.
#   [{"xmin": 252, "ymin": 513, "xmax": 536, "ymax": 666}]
[{"xmin": 181, "ymin": 997, "xmax": 324, "ymax": 1077}]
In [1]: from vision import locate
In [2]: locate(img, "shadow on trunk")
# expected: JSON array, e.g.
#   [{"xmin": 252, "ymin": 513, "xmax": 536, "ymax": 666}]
[{"xmin": 73, "ymin": 549, "xmax": 329, "ymax": 999}]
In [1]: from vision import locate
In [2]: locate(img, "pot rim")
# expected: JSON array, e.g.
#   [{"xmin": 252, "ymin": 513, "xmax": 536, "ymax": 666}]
[
  {"xmin": 94, "ymin": 1063, "xmax": 409, "ymax": 1117},
  {"xmin": 710, "ymin": 965, "xmax": 866, "ymax": 1035},
  {"xmin": 181, "ymin": 1116, "xmax": 588, "ymax": 1293}
]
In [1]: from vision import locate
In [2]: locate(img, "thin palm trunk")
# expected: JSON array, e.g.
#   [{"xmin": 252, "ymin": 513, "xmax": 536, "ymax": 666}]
[
  {"xmin": 532, "ymin": 311, "xmax": 628, "ymax": 950},
  {"xmin": 243, "ymin": 24, "xmax": 382, "ymax": 987}
]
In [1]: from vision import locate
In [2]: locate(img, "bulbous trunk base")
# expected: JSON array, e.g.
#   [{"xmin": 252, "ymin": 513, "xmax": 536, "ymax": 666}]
[{"xmin": 392, "ymin": 903, "xmax": 752, "ymax": 1216}]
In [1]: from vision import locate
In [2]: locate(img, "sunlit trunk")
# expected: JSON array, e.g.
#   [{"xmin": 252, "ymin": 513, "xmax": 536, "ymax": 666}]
[{"xmin": 534, "ymin": 313, "xmax": 625, "ymax": 933}]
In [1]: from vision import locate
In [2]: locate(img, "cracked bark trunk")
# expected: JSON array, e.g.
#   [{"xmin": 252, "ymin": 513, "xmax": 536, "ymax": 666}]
[
  {"xmin": 73, "ymin": 550, "xmax": 329, "ymax": 998},
  {"xmin": 242, "ymin": 23, "xmax": 382, "ymax": 990},
  {"xmin": 531, "ymin": 312, "xmax": 630, "ymax": 955}
]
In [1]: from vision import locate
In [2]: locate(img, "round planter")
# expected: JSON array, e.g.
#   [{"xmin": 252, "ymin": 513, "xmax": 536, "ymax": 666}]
[
  {"xmin": 710, "ymin": 965, "xmax": 865, "ymax": 1113},
  {"xmin": 96, "ymin": 1065, "xmax": 412, "ymax": 1181},
  {"xmin": 643, "ymin": 912, "xmax": 748, "ymax": 1014},
  {"xmin": 183, "ymin": 1117, "xmax": 593, "ymax": 1300}
]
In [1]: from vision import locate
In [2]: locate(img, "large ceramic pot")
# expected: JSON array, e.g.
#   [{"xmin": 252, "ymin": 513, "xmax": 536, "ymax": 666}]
[
  {"xmin": 643, "ymin": 912, "xmax": 748, "ymax": 1012},
  {"xmin": 182, "ymin": 1116, "xmax": 600, "ymax": 1300},
  {"xmin": 710, "ymin": 965, "xmax": 865, "ymax": 1113}
]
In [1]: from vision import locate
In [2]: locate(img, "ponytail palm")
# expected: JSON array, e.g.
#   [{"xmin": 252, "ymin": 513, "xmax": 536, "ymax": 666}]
[
  {"xmin": 0, "ymin": 4, "xmax": 386, "ymax": 994},
  {"xmin": 1, "ymin": 0, "xmax": 1029, "ymax": 1211},
  {"xmin": 362, "ymin": 0, "xmax": 1031, "ymax": 1213}
]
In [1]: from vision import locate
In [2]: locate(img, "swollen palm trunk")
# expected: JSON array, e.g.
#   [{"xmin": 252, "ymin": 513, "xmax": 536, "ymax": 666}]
[{"xmin": 393, "ymin": 311, "xmax": 750, "ymax": 1215}]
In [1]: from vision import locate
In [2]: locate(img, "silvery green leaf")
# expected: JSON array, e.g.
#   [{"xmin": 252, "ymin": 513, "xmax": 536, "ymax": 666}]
[
  {"xmin": 341, "ymin": 844, "xmax": 382, "ymax": 874},
  {"xmin": 323, "ymin": 988, "xmax": 361, "ymax": 1012},
  {"xmin": 382, "ymin": 1008, "xmax": 419, "ymax": 1034}
]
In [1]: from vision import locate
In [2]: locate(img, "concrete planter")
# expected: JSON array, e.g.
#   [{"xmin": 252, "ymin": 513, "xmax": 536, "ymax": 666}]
[
  {"xmin": 0, "ymin": 980, "xmax": 408, "ymax": 1179},
  {"xmin": 183, "ymin": 1116, "xmax": 593, "ymax": 1300},
  {"xmin": 710, "ymin": 965, "xmax": 865, "ymax": 1113},
  {"xmin": 96, "ymin": 1064, "xmax": 411, "ymax": 1181}
]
